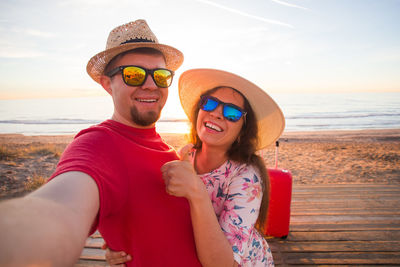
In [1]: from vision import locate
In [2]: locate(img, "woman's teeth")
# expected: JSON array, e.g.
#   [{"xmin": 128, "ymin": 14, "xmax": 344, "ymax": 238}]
[{"xmin": 205, "ymin": 122, "xmax": 222, "ymax": 132}]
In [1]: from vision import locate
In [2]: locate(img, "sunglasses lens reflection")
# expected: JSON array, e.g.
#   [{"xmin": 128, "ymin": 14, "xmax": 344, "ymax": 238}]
[
  {"xmin": 200, "ymin": 96, "xmax": 244, "ymax": 122},
  {"xmin": 202, "ymin": 97, "xmax": 219, "ymax": 111},
  {"xmin": 123, "ymin": 67, "xmax": 173, "ymax": 88},
  {"xmin": 224, "ymin": 105, "xmax": 242, "ymax": 122},
  {"xmin": 154, "ymin": 69, "xmax": 173, "ymax": 88},
  {"xmin": 123, "ymin": 66, "xmax": 146, "ymax": 86}
]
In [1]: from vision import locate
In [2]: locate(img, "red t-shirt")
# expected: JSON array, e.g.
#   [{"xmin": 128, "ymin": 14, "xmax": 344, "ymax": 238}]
[{"xmin": 50, "ymin": 120, "xmax": 201, "ymax": 266}]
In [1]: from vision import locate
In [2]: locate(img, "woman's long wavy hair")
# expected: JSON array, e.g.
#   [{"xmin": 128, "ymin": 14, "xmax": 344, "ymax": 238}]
[{"xmin": 189, "ymin": 86, "xmax": 269, "ymax": 234}]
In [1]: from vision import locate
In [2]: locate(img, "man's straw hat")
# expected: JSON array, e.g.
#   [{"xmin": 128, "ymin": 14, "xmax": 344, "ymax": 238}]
[
  {"xmin": 87, "ymin": 19, "xmax": 183, "ymax": 84},
  {"xmin": 179, "ymin": 69, "xmax": 285, "ymax": 150}
]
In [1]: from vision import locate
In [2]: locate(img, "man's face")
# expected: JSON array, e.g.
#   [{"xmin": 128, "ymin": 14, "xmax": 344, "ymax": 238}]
[{"xmin": 107, "ymin": 52, "xmax": 169, "ymax": 128}]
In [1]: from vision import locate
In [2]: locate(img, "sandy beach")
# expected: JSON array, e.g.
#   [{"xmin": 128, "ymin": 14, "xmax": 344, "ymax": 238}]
[{"xmin": 0, "ymin": 129, "xmax": 399, "ymax": 200}]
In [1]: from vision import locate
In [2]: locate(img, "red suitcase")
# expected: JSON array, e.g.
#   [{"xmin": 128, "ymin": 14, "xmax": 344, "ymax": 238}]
[{"xmin": 264, "ymin": 141, "xmax": 293, "ymax": 238}]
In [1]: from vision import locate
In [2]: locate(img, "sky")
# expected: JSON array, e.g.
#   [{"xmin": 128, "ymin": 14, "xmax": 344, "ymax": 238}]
[{"xmin": 0, "ymin": 0, "xmax": 399, "ymax": 105}]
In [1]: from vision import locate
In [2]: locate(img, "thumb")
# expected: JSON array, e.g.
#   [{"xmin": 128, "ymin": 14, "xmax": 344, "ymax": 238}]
[{"xmin": 178, "ymin": 143, "xmax": 194, "ymax": 161}]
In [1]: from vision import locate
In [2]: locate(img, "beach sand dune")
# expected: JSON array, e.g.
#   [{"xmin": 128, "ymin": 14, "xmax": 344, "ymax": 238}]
[{"xmin": 1, "ymin": 129, "xmax": 399, "ymax": 200}]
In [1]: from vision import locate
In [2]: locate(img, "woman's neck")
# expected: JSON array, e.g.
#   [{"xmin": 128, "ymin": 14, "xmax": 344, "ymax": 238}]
[{"xmin": 195, "ymin": 145, "xmax": 228, "ymax": 174}]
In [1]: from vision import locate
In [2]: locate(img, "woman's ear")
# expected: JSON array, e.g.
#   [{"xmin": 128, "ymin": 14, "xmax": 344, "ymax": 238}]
[{"xmin": 100, "ymin": 75, "xmax": 112, "ymax": 95}]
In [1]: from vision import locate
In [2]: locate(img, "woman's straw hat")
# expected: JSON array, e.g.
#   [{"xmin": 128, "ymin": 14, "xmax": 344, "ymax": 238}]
[
  {"xmin": 179, "ymin": 69, "xmax": 285, "ymax": 150},
  {"xmin": 87, "ymin": 19, "xmax": 183, "ymax": 84}
]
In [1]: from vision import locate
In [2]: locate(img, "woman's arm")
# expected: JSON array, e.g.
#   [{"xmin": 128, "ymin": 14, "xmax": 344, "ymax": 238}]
[
  {"xmin": 188, "ymin": 184, "xmax": 239, "ymax": 267},
  {"xmin": 161, "ymin": 160, "xmax": 238, "ymax": 267},
  {"xmin": 218, "ymin": 166, "xmax": 263, "ymax": 265}
]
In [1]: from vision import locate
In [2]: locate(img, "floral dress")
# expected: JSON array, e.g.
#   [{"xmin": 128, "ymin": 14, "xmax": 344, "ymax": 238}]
[{"xmin": 191, "ymin": 154, "xmax": 274, "ymax": 266}]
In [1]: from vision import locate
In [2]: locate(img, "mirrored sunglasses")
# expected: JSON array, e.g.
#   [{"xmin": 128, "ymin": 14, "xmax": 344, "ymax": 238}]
[
  {"xmin": 106, "ymin": 65, "xmax": 174, "ymax": 88},
  {"xmin": 199, "ymin": 95, "xmax": 247, "ymax": 122}
]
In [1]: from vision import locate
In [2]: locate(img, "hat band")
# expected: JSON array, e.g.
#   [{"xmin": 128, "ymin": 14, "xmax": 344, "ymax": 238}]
[{"xmin": 120, "ymin": 38, "xmax": 156, "ymax": 45}]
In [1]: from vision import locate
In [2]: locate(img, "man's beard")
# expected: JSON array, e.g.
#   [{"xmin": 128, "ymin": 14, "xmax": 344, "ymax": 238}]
[{"xmin": 130, "ymin": 106, "xmax": 161, "ymax": 126}]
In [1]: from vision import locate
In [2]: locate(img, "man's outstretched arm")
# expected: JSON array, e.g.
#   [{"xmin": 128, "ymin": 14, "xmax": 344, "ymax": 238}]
[{"xmin": 0, "ymin": 171, "xmax": 99, "ymax": 267}]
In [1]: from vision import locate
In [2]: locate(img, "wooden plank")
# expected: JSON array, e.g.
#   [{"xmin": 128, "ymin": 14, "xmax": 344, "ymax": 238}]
[
  {"xmin": 275, "ymin": 265, "xmax": 400, "ymax": 267},
  {"xmin": 290, "ymin": 223, "xmax": 400, "ymax": 231},
  {"xmin": 291, "ymin": 206, "xmax": 399, "ymax": 211},
  {"xmin": 293, "ymin": 184, "xmax": 400, "ymax": 190},
  {"xmin": 293, "ymin": 187, "xmax": 400, "ymax": 192},
  {"xmin": 285, "ymin": 231, "xmax": 400, "ymax": 241},
  {"xmin": 290, "ymin": 201, "xmax": 400, "ymax": 209},
  {"xmin": 292, "ymin": 187, "xmax": 400, "ymax": 194},
  {"xmin": 290, "ymin": 215, "xmax": 400, "ymax": 224},
  {"xmin": 292, "ymin": 193, "xmax": 400, "ymax": 199},
  {"xmin": 85, "ymin": 238, "xmax": 104, "ymax": 249},
  {"xmin": 283, "ymin": 266, "xmax": 399, "ymax": 267},
  {"xmin": 270, "ymin": 241, "xmax": 400, "ymax": 252},
  {"xmin": 291, "ymin": 206, "xmax": 400, "ymax": 212},
  {"xmin": 89, "ymin": 231, "xmax": 102, "ymax": 238},
  {"xmin": 293, "ymin": 188, "xmax": 400, "ymax": 194},
  {"xmin": 282, "ymin": 252, "xmax": 400, "ymax": 265},
  {"xmin": 79, "ymin": 248, "xmax": 105, "ymax": 261},
  {"xmin": 291, "ymin": 208, "xmax": 400, "ymax": 216},
  {"xmin": 293, "ymin": 188, "xmax": 400, "ymax": 193},
  {"xmin": 291, "ymin": 198, "xmax": 400, "ymax": 203},
  {"xmin": 291, "ymin": 200, "xmax": 400, "ymax": 207},
  {"xmin": 75, "ymin": 260, "xmax": 107, "ymax": 266},
  {"xmin": 291, "ymin": 190, "xmax": 400, "ymax": 195},
  {"xmin": 268, "ymin": 251, "xmax": 282, "ymax": 265}
]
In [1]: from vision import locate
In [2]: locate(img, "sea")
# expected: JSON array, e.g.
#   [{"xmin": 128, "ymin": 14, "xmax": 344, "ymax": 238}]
[{"xmin": 0, "ymin": 92, "xmax": 399, "ymax": 135}]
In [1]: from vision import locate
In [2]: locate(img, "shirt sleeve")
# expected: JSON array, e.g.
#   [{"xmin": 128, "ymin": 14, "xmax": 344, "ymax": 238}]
[
  {"xmin": 49, "ymin": 129, "xmax": 128, "ymax": 234},
  {"xmin": 218, "ymin": 164, "xmax": 263, "ymax": 264}
]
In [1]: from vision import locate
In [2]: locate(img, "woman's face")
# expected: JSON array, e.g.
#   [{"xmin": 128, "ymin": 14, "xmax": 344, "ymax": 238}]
[{"xmin": 196, "ymin": 87, "xmax": 245, "ymax": 151}]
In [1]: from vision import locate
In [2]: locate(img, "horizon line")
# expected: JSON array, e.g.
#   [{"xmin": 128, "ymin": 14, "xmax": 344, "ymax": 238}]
[{"xmin": 1, "ymin": 89, "xmax": 400, "ymax": 100}]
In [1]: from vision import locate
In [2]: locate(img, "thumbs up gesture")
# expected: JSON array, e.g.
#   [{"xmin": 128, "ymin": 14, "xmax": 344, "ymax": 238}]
[
  {"xmin": 161, "ymin": 144, "xmax": 206, "ymax": 200},
  {"xmin": 177, "ymin": 143, "xmax": 194, "ymax": 161}
]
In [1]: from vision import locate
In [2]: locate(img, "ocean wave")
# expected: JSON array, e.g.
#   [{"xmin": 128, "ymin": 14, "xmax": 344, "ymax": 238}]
[
  {"xmin": 1, "ymin": 92, "xmax": 399, "ymax": 134},
  {"xmin": 0, "ymin": 118, "xmax": 189, "ymax": 125},
  {"xmin": 287, "ymin": 121, "xmax": 400, "ymax": 130},
  {"xmin": 0, "ymin": 119, "xmax": 101, "ymax": 125},
  {"xmin": 286, "ymin": 113, "xmax": 400, "ymax": 120}
]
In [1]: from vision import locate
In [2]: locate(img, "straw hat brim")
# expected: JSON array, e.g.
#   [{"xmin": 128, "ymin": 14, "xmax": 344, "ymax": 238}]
[
  {"xmin": 87, "ymin": 43, "xmax": 184, "ymax": 84},
  {"xmin": 179, "ymin": 69, "xmax": 285, "ymax": 150}
]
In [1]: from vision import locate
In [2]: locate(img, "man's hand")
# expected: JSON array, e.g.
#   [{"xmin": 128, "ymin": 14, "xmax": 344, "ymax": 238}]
[{"xmin": 102, "ymin": 243, "xmax": 132, "ymax": 267}]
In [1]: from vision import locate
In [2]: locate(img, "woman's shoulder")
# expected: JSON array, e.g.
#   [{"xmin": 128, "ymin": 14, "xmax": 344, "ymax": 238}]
[
  {"xmin": 228, "ymin": 160, "xmax": 261, "ymax": 179},
  {"xmin": 225, "ymin": 161, "xmax": 263, "ymax": 196}
]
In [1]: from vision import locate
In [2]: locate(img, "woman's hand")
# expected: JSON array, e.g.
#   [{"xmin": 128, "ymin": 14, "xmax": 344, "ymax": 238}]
[
  {"xmin": 161, "ymin": 159, "xmax": 204, "ymax": 200},
  {"xmin": 102, "ymin": 243, "xmax": 131, "ymax": 267},
  {"xmin": 161, "ymin": 145, "xmax": 206, "ymax": 201},
  {"xmin": 177, "ymin": 143, "xmax": 194, "ymax": 160}
]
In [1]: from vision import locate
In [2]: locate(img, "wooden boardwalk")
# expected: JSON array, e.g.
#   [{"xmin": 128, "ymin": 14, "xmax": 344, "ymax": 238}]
[{"xmin": 76, "ymin": 184, "xmax": 400, "ymax": 266}]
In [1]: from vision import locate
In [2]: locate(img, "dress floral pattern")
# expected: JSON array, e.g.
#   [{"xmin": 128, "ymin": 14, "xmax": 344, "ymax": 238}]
[{"xmin": 193, "ymin": 154, "xmax": 274, "ymax": 266}]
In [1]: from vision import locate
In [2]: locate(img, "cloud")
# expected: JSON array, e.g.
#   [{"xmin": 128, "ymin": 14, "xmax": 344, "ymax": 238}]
[
  {"xmin": 9, "ymin": 28, "xmax": 56, "ymax": 38},
  {"xmin": 0, "ymin": 26, "xmax": 56, "ymax": 38},
  {"xmin": 0, "ymin": 27, "xmax": 54, "ymax": 58},
  {"xmin": 57, "ymin": 0, "xmax": 141, "ymax": 9},
  {"xmin": 194, "ymin": 0, "xmax": 294, "ymax": 28},
  {"xmin": 24, "ymin": 29, "xmax": 56, "ymax": 38},
  {"xmin": 271, "ymin": 0, "xmax": 309, "ymax": 10},
  {"xmin": 0, "ymin": 47, "xmax": 44, "ymax": 58}
]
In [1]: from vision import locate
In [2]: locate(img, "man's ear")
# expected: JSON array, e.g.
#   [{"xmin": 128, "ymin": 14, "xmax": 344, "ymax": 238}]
[{"xmin": 100, "ymin": 75, "xmax": 112, "ymax": 95}]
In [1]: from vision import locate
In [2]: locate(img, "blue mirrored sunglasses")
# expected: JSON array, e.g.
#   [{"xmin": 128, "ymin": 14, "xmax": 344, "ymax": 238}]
[{"xmin": 199, "ymin": 95, "xmax": 247, "ymax": 122}]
